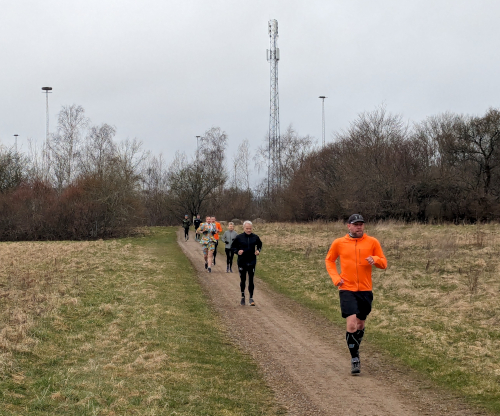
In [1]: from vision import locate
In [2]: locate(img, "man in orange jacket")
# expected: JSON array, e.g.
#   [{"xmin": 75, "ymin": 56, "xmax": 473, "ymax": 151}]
[{"xmin": 325, "ymin": 214, "xmax": 387, "ymax": 375}]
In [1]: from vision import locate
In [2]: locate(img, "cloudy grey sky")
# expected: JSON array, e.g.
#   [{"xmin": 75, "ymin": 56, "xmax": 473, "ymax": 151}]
[{"xmin": 2, "ymin": 0, "xmax": 500, "ymax": 165}]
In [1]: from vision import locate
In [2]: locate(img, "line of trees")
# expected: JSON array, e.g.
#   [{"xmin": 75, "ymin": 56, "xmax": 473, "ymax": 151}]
[
  {"xmin": 283, "ymin": 107, "xmax": 500, "ymax": 222},
  {"xmin": 1, "ymin": 104, "xmax": 498, "ymax": 240}
]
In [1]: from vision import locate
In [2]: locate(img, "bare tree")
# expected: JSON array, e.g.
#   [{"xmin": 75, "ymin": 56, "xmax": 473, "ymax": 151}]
[
  {"xmin": 453, "ymin": 108, "xmax": 500, "ymax": 197},
  {"xmin": 232, "ymin": 139, "xmax": 252, "ymax": 191},
  {"xmin": 117, "ymin": 137, "xmax": 149, "ymax": 185},
  {"xmin": 167, "ymin": 127, "xmax": 228, "ymax": 217},
  {"xmin": 49, "ymin": 105, "xmax": 89, "ymax": 190},
  {"xmin": 80, "ymin": 123, "xmax": 117, "ymax": 178}
]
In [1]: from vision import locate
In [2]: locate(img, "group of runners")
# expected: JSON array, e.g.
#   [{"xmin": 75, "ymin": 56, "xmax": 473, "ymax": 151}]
[
  {"xmin": 183, "ymin": 215, "xmax": 262, "ymax": 307},
  {"xmin": 182, "ymin": 212, "xmax": 386, "ymax": 375}
]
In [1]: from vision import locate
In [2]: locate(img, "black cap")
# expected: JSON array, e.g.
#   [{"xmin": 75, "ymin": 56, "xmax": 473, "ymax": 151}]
[{"xmin": 348, "ymin": 214, "xmax": 364, "ymax": 224}]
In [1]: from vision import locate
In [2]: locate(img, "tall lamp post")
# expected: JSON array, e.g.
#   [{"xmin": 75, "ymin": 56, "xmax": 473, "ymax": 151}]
[
  {"xmin": 13, "ymin": 134, "xmax": 19, "ymax": 152},
  {"xmin": 319, "ymin": 96, "xmax": 327, "ymax": 147},
  {"xmin": 41, "ymin": 87, "xmax": 53, "ymax": 175},
  {"xmin": 41, "ymin": 87, "xmax": 52, "ymax": 143}
]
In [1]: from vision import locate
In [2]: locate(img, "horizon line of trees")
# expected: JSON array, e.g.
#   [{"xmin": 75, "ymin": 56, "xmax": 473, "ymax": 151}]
[{"xmin": 1, "ymin": 104, "xmax": 499, "ymax": 240}]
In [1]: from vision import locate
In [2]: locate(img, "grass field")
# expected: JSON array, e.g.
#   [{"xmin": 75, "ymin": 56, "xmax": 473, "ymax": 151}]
[
  {"xmin": 0, "ymin": 228, "xmax": 283, "ymax": 415},
  {"xmin": 244, "ymin": 221, "xmax": 500, "ymax": 414}
]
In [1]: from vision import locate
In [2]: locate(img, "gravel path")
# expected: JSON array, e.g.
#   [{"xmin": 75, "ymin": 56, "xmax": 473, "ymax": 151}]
[{"xmin": 178, "ymin": 231, "xmax": 488, "ymax": 415}]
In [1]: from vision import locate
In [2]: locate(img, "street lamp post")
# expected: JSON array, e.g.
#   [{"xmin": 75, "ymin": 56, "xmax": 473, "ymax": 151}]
[
  {"xmin": 13, "ymin": 134, "xmax": 19, "ymax": 152},
  {"xmin": 319, "ymin": 96, "xmax": 327, "ymax": 147},
  {"xmin": 41, "ymin": 87, "xmax": 53, "ymax": 176},
  {"xmin": 41, "ymin": 87, "xmax": 53, "ymax": 144}
]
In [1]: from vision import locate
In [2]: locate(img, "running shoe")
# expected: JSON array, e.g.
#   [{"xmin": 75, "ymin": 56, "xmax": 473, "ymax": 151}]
[
  {"xmin": 230, "ymin": 267, "xmax": 233, "ymax": 273},
  {"xmin": 205, "ymin": 263, "xmax": 208, "ymax": 270},
  {"xmin": 240, "ymin": 297, "xmax": 245, "ymax": 306},
  {"xmin": 226, "ymin": 267, "xmax": 229, "ymax": 273},
  {"xmin": 208, "ymin": 267, "xmax": 212, "ymax": 273},
  {"xmin": 249, "ymin": 298, "xmax": 255, "ymax": 306},
  {"xmin": 351, "ymin": 357, "xmax": 360, "ymax": 375}
]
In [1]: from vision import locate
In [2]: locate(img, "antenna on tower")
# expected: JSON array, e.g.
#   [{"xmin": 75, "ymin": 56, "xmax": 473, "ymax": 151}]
[{"xmin": 267, "ymin": 19, "xmax": 281, "ymax": 192}]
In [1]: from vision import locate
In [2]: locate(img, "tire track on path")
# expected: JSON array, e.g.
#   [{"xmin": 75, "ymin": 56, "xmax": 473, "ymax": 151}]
[{"xmin": 178, "ymin": 230, "xmax": 487, "ymax": 415}]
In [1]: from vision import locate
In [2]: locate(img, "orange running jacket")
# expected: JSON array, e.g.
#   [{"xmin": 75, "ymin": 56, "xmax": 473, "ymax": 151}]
[
  {"xmin": 325, "ymin": 233, "xmax": 387, "ymax": 291},
  {"xmin": 214, "ymin": 222, "xmax": 222, "ymax": 240}
]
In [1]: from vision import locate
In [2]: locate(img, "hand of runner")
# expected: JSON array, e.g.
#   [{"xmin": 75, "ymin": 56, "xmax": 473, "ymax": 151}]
[
  {"xmin": 366, "ymin": 256, "xmax": 375, "ymax": 265},
  {"xmin": 238, "ymin": 250, "xmax": 244, "ymax": 255},
  {"xmin": 255, "ymin": 250, "xmax": 260, "ymax": 255},
  {"xmin": 336, "ymin": 279, "xmax": 344, "ymax": 287}
]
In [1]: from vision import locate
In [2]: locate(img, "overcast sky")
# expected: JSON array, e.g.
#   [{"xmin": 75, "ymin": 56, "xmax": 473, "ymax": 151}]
[{"xmin": 2, "ymin": 0, "xmax": 500, "ymax": 166}]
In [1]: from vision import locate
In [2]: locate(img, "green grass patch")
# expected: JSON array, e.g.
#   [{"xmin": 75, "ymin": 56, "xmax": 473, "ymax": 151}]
[{"xmin": 0, "ymin": 228, "xmax": 283, "ymax": 415}]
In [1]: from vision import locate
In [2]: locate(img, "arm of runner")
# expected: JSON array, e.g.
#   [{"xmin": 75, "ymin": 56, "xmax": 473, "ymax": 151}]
[
  {"xmin": 232, "ymin": 236, "xmax": 241, "ymax": 255},
  {"xmin": 255, "ymin": 236, "xmax": 262, "ymax": 255},
  {"xmin": 325, "ymin": 240, "xmax": 342, "ymax": 286},
  {"xmin": 370, "ymin": 240, "xmax": 387, "ymax": 269}
]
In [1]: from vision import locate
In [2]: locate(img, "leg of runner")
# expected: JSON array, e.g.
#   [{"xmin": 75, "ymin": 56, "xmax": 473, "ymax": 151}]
[
  {"xmin": 184, "ymin": 228, "xmax": 189, "ymax": 241},
  {"xmin": 229, "ymin": 249, "xmax": 234, "ymax": 272},
  {"xmin": 239, "ymin": 266, "xmax": 247, "ymax": 305},
  {"xmin": 248, "ymin": 266, "xmax": 255, "ymax": 306},
  {"xmin": 225, "ymin": 248, "xmax": 232, "ymax": 273},
  {"xmin": 203, "ymin": 247, "xmax": 208, "ymax": 269},
  {"xmin": 346, "ymin": 315, "xmax": 362, "ymax": 375},
  {"xmin": 213, "ymin": 241, "xmax": 218, "ymax": 265},
  {"xmin": 207, "ymin": 244, "xmax": 214, "ymax": 272}
]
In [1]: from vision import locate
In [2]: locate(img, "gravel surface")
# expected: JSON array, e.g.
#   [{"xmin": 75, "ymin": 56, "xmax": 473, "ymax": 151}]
[{"xmin": 178, "ymin": 231, "xmax": 489, "ymax": 415}]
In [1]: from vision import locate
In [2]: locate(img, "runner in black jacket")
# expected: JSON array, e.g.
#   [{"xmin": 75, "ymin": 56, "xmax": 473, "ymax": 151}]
[
  {"xmin": 193, "ymin": 214, "xmax": 202, "ymax": 242},
  {"xmin": 231, "ymin": 220, "xmax": 262, "ymax": 306},
  {"xmin": 182, "ymin": 215, "xmax": 191, "ymax": 241}
]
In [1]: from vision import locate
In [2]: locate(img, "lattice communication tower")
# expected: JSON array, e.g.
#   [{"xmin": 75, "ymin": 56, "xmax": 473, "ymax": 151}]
[{"xmin": 267, "ymin": 19, "xmax": 281, "ymax": 189}]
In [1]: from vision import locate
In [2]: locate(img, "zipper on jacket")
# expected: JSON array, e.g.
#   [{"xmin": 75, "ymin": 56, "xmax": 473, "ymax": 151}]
[{"xmin": 355, "ymin": 239, "xmax": 359, "ymax": 291}]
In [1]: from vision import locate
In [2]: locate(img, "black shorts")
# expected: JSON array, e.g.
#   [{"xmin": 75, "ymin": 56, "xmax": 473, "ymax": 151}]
[{"xmin": 339, "ymin": 290, "xmax": 373, "ymax": 320}]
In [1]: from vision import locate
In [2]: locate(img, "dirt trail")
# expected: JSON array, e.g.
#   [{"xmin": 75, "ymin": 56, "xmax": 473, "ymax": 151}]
[{"xmin": 178, "ymin": 231, "xmax": 487, "ymax": 416}]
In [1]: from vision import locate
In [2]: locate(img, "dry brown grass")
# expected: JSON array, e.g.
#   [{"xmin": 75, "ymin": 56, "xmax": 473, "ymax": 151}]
[
  {"xmin": 251, "ymin": 221, "xmax": 500, "ymax": 409},
  {"xmin": 0, "ymin": 230, "xmax": 282, "ymax": 415},
  {"xmin": 0, "ymin": 240, "xmax": 111, "ymax": 373}
]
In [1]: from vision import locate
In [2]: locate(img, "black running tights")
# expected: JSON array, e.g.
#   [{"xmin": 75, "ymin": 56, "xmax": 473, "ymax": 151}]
[
  {"xmin": 184, "ymin": 228, "xmax": 189, "ymax": 238},
  {"xmin": 213, "ymin": 241, "xmax": 218, "ymax": 260},
  {"xmin": 239, "ymin": 265, "xmax": 255, "ymax": 298},
  {"xmin": 225, "ymin": 248, "xmax": 234, "ymax": 267}
]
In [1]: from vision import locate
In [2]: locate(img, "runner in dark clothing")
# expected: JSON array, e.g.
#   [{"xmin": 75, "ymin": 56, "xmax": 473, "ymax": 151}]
[
  {"xmin": 193, "ymin": 215, "xmax": 202, "ymax": 242},
  {"xmin": 231, "ymin": 220, "xmax": 262, "ymax": 306},
  {"xmin": 182, "ymin": 215, "xmax": 191, "ymax": 241},
  {"xmin": 222, "ymin": 222, "xmax": 238, "ymax": 273}
]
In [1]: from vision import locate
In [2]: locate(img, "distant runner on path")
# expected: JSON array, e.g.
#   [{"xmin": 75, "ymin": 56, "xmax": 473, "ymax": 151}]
[
  {"xmin": 232, "ymin": 221, "xmax": 262, "ymax": 306},
  {"xmin": 222, "ymin": 222, "xmax": 238, "ymax": 273},
  {"xmin": 325, "ymin": 214, "xmax": 387, "ymax": 376},
  {"xmin": 211, "ymin": 216, "xmax": 223, "ymax": 266},
  {"xmin": 197, "ymin": 216, "xmax": 217, "ymax": 273},
  {"xmin": 182, "ymin": 214, "xmax": 191, "ymax": 241},
  {"xmin": 193, "ymin": 214, "xmax": 202, "ymax": 242}
]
